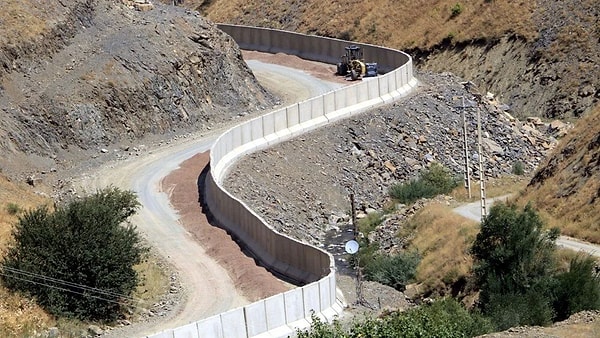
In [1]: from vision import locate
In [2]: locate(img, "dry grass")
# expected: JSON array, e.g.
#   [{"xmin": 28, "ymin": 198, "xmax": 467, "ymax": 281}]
[
  {"xmin": 0, "ymin": 0, "xmax": 54, "ymax": 46},
  {"xmin": 0, "ymin": 174, "xmax": 170, "ymax": 335},
  {"xmin": 198, "ymin": 0, "xmax": 537, "ymax": 49},
  {"xmin": 518, "ymin": 106, "xmax": 600, "ymax": 243},
  {"xmin": 406, "ymin": 203, "xmax": 478, "ymax": 296},
  {"xmin": 450, "ymin": 175, "xmax": 529, "ymax": 203},
  {"xmin": 0, "ymin": 175, "xmax": 54, "ymax": 337}
]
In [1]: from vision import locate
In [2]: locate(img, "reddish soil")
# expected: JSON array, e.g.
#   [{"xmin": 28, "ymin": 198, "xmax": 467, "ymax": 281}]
[{"xmin": 161, "ymin": 152, "xmax": 291, "ymax": 301}]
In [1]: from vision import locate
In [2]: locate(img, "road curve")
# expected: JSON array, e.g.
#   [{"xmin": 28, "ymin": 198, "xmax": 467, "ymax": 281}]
[
  {"xmin": 454, "ymin": 196, "xmax": 600, "ymax": 257},
  {"xmin": 75, "ymin": 57, "xmax": 344, "ymax": 337}
]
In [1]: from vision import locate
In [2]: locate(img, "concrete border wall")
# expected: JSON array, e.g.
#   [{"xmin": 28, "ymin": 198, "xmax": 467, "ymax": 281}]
[{"xmin": 147, "ymin": 25, "xmax": 417, "ymax": 338}]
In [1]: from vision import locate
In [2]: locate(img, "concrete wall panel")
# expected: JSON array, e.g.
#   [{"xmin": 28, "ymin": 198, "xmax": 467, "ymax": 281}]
[
  {"xmin": 298, "ymin": 100, "xmax": 312, "ymax": 124},
  {"xmin": 367, "ymin": 78, "xmax": 380, "ymax": 100},
  {"xmin": 318, "ymin": 278, "xmax": 331, "ymax": 309},
  {"xmin": 273, "ymin": 109, "xmax": 288, "ymax": 133},
  {"xmin": 244, "ymin": 302, "xmax": 268, "ymax": 337},
  {"xmin": 355, "ymin": 81, "xmax": 370, "ymax": 104},
  {"xmin": 303, "ymin": 283, "xmax": 322, "ymax": 316},
  {"xmin": 284, "ymin": 289, "xmax": 305, "ymax": 322},
  {"xmin": 286, "ymin": 104, "xmax": 300, "ymax": 128},
  {"xmin": 250, "ymin": 118, "xmax": 264, "ymax": 141},
  {"xmin": 221, "ymin": 308, "xmax": 248, "ymax": 338},
  {"xmin": 262, "ymin": 113, "xmax": 276, "ymax": 137},
  {"xmin": 197, "ymin": 315, "xmax": 224, "ymax": 338},
  {"xmin": 323, "ymin": 92, "xmax": 336, "ymax": 114},
  {"xmin": 311, "ymin": 96, "xmax": 325, "ymax": 120},
  {"xmin": 265, "ymin": 294, "xmax": 287, "ymax": 330},
  {"xmin": 173, "ymin": 322, "xmax": 199, "ymax": 338}
]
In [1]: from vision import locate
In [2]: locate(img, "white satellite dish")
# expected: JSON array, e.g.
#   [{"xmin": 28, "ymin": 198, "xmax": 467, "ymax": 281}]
[{"xmin": 344, "ymin": 240, "xmax": 359, "ymax": 254}]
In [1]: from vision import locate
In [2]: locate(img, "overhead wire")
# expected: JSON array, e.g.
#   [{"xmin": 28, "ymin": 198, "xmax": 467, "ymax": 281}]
[{"xmin": 0, "ymin": 266, "xmax": 148, "ymax": 309}]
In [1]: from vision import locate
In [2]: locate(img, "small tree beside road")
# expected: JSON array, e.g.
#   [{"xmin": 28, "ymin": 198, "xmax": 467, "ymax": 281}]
[
  {"xmin": 1, "ymin": 187, "xmax": 147, "ymax": 321},
  {"xmin": 471, "ymin": 202, "xmax": 600, "ymax": 330}
]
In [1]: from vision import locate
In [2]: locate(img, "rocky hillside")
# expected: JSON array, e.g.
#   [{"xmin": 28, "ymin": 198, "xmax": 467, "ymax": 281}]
[
  {"xmin": 520, "ymin": 105, "xmax": 600, "ymax": 243},
  {"xmin": 179, "ymin": 0, "xmax": 599, "ymax": 120},
  {"xmin": 0, "ymin": 0, "xmax": 274, "ymax": 177},
  {"xmin": 225, "ymin": 71, "xmax": 556, "ymax": 248}
]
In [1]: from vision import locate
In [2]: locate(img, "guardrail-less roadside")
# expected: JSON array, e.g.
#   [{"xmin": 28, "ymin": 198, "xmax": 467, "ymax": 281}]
[{"xmin": 147, "ymin": 24, "xmax": 417, "ymax": 338}]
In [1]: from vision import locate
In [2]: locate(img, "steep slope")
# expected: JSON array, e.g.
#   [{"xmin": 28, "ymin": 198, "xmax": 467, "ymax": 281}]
[
  {"xmin": 0, "ymin": 0, "xmax": 275, "ymax": 177},
  {"xmin": 521, "ymin": 106, "xmax": 600, "ymax": 243},
  {"xmin": 178, "ymin": 0, "xmax": 599, "ymax": 120}
]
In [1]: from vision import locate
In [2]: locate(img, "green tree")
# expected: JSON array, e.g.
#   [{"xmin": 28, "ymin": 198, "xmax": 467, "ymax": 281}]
[
  {"xmin": 553, "ymin": 255, "xmax": 600, "ymax": 321},
  {"xmin": 1, "ymin": 187, "xmax": 146, "ymax": 321},
  {"xmin": 471, "ymin": 202, "xmax": 559, "ymax": 329}
]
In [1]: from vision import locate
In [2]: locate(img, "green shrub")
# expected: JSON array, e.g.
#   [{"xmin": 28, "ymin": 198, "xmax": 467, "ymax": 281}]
[
  {"xmin": 5, "ymin": 202, "xmax": 21, "ymax": 215},
  {"xmin": 389, "ymin": 163, "xmax": 459, "ymax": 204},
  {"xmin": 358, "ymin": 212, "xmax": 383, "ymax": 235},
  {"xmin": 512, "ymin": 161, "xmax": 525, "ymax": 175},
  {"xmin": 362, "ymin": 251, "xmax": 420, "ymax": 291},
  {"xmin": 297, "ymin": 298, "xmax": 494, "ymax": 337},
  {"xmin": 451, "ymin": 3, "xmax": 463, "ymax": 17},
  {"xmin": 1, "ymin": 187, "xmax": 147, "ymax": 321},
  {"xmin": 553, "ymin": 255, "xmax": 600, "ymax": 321}
]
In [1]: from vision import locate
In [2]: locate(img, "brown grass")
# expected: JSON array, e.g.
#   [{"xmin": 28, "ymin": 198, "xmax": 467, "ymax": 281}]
[
  {"xmin": 0, "ymin": 0, "xmax": 53, "ymax": 46},
  {"xmin": 406, "ymin": 203, "xmax": 478, "ymax": 296},
  {"xmin": 198, "ymin": 0, "xmax": 537, "ymax": 49},
  {"xmin": 518, "ymin": 106, "xmax": 600, "ymax": 243},
  {"xmin": 450, "ymin": 175, "xmax": 529, "ymax": 203},
  {"xmin": 0, "ymin": 175, "xmax": 54, "ymax": 337},
  {"xmin": 0, "ymin": 174, "xmax": 170, "ymax": 335}
]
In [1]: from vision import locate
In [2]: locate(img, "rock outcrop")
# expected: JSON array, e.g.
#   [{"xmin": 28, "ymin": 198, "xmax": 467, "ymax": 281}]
[{"xmin": 0, "ymin": 0, "xmax": 274, "ymax": 172}]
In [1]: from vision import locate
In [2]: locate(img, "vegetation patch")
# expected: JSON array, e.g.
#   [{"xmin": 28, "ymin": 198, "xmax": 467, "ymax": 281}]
[
  {"xmin": 408, "ymin": 203, "xmax": 478, "ymax": 296},
  {"xmin": 297, "ymin": 297, "xmax": 494, "ymax": 337},
  {"xmin": 389, "ymin": 163, "xmax": 460, "ymax": 204},
  {"xmin": 1, "ymin": 187, "xmax": 147, "ymax": 321}
]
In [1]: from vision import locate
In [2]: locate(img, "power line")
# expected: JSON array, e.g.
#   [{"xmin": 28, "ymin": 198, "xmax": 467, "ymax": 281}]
[{"xmin": 0, "ymin": 266, "xmax": 147, "ymax": 307}]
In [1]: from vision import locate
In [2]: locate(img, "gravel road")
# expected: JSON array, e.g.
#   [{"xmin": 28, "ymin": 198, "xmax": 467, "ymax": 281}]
[
  {"xmin": 74, "ymin": 53, "xmax": 346, "ymax": 337},
  {"xmin": 454, "ymin": 196, "xmax": 600, "ymax": 257}
]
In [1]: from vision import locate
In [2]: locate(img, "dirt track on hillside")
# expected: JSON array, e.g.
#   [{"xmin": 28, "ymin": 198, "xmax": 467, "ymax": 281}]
[{"xmin": 161, "ymin": 152, "xmax": 291, "ymax": 301}]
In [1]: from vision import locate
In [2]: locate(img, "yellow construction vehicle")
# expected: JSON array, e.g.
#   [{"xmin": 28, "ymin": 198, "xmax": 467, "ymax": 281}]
[{"xmin": 335, "ymin": 45, "xmax": 378, "ymax": 80}]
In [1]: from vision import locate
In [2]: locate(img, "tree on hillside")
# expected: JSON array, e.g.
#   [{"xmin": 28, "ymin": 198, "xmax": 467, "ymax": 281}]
[
  {"xmin": 471, "ymin": 202, "xmax": 559, "ymax": 329},
  {"xmin": 0, "ymin": 187, "xmax": 147, "ymax": 321}
]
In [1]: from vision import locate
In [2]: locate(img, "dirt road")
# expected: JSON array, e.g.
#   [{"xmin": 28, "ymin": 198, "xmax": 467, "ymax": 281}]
[
  {"xmin": 75, "ymin": 53, "xmax": 344, "ymax": 337},
  {"xmin": 454, "ymin": 196, "xmax": 600, "ymax": 257}
]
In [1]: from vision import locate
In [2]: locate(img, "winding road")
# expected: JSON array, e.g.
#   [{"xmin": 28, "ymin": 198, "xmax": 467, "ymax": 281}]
[
  {"xmin": 76, "ymin": 55, "xmax": 343, "ymax": 337},
  {"xmin": 454, "ymin": 196, "xmax": 600, "ymax": 257}
]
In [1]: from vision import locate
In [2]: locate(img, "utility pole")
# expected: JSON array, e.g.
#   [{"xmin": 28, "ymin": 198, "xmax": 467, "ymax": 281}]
[
  {"xmin": 349, "ymin": 193, "xmax": 365, "ymax": 306},
  {"xmin": 477, "ymin": 108, "xmax": 487, "ymax": 221},
  {"xmin": 462, "ymin": 97, "xmax": 472, "ymax": 199}
]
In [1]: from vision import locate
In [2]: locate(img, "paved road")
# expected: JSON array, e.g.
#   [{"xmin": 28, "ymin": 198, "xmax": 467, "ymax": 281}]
[{"xmin": 454, "ymin": 196, "xmax": 600, "ymax": 257}]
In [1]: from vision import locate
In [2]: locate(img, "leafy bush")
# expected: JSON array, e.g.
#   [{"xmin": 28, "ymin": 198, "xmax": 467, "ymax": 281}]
[
  {"xmin": 389, "ymin": 163, "xmax": 459, "ymax": 204},
  {"xmin": 362, "ymin": 251, "xmax": 420, "ymax": 291},
  {"xmin": 357, "ymin": 211, "xmax": 383, "ymax": 235},
  {"xmin": 471, "ymin": 203, "xmax": 559, "ymax": 328},
  {"xmin": 451, "ymin": 3, "xmax": 463, "ymax": 17},
  {"xmin": 1, "ymin": 187, "xmax": 147, "ymax": 321},
  {"xmin": 469, "ymin": 202, "xmax": 600, "ymax": 329},
  {"xmin": 5, "ymin": 202, "xmax": 21, "ymax": 215},
  {"xmin": 512, "ymin": 161, "xmax": 525, "ymax": 175},
  {"xmin": 297, "ymin": 298, "xmax": 494, "ymax": 337},
  {"xmin": 553, "ymin": 255, "xmax": 600, "ymax": 321}
]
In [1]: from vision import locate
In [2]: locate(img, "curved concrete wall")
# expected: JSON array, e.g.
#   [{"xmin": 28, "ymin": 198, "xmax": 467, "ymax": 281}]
[{"xmin": 147, "ymin": 25, "xmax": 417, "ymax": 338}]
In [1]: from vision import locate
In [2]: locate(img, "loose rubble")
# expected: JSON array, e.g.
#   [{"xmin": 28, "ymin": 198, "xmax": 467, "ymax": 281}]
[{"xmin": 226, "ymin": 71, "xmax": 559, "ymax": 253}]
